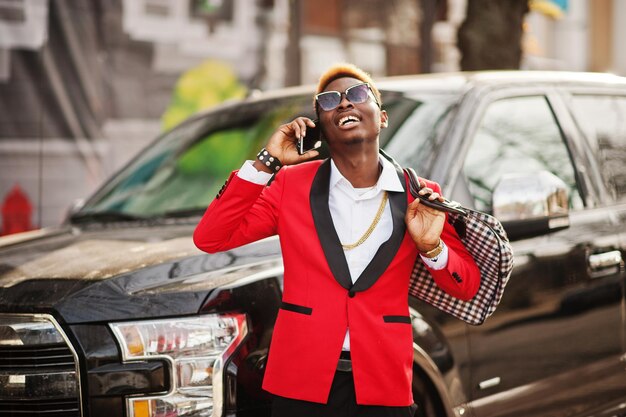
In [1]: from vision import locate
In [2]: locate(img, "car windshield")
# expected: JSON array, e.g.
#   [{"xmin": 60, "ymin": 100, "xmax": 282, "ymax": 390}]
[{"xmin": 73, "ymin": 91, "xmax": 459, "ymax": 222}]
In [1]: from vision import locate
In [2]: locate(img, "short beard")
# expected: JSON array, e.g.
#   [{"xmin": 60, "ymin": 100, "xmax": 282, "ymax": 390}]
[{"xmin": 346, "ymin": 137, "xmax": 365, "ymax": 146}]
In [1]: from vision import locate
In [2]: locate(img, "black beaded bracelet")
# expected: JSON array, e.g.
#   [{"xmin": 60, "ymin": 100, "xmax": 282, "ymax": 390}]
[{"xmin": 257, "ymin": 148, "xmax": 283, "ymax": 172}]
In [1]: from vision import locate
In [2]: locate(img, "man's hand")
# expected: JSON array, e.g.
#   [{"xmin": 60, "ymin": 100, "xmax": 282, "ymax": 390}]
[
  {"xmin": 405, "ymin": 181, "xmax": 446, "ymax": 253},
  {"xmin": 254, "ymin": 117, "xmax": 320, "ymax": 173}
]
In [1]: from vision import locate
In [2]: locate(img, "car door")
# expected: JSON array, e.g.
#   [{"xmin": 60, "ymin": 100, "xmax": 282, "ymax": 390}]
[
  {"xmin": 447, "ymin": 87, "xmax": 626, "ymax": 417},
  {"xmin": 564, "ymin": 87, "xmax": 626, "ymax": 346}
]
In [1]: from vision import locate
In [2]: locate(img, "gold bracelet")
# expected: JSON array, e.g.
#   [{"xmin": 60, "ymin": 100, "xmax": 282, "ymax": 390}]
[{"xmin": 421, "ymin": 239, "xmax": 443, "ymax": 259}]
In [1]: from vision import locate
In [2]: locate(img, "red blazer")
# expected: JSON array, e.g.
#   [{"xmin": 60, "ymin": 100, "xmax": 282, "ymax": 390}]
[{"xmin": 194, "ymin": 159, "xmax": 480, "ymax": 406}]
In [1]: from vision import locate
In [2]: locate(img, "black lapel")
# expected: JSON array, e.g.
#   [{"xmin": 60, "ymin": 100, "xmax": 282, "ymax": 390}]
[
  {"xmin": 310, "ymin": 159, "xmax": 353, "ymax": 290},
  {"xmin": 350, "ymin": 164, "xmax": 407, "ymax": 292}
]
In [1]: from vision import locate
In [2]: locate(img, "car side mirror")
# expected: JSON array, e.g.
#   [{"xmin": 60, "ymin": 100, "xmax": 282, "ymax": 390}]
[{"xmin": 492, "ymin": 171, "xmax": 570, "ymax": 241}]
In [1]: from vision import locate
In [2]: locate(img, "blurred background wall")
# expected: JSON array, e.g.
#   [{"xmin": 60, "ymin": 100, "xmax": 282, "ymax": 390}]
[{"xmin": 0, "ymin": 0, "xmax": 624, "ymax": 234}]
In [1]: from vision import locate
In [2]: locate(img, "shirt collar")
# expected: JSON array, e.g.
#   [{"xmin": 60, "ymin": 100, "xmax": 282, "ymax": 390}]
[{"xmin": 329, "ymin": 155, "xmax": 405, "ymax": 193}]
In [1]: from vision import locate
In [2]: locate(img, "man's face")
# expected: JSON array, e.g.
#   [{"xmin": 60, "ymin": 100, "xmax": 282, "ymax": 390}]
[{"xmin": 317, "ymin": 77, "xmax": 387, "ymax": 149}]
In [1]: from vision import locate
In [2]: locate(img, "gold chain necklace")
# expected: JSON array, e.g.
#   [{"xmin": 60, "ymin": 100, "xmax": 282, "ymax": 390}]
[{"xmin": 341, "ymin": 191, "xmax": 388, "ymax": 251}]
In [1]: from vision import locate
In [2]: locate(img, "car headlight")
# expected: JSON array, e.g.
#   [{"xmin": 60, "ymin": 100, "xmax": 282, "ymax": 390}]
[{"xmin": 110, "ymin": 314, "xmax": 247, "ymax": 417}]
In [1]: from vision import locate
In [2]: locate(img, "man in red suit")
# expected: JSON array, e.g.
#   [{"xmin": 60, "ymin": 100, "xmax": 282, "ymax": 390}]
[{"xmin": 194, "ymin": 63, "xmax": 480, "ymax": 417}]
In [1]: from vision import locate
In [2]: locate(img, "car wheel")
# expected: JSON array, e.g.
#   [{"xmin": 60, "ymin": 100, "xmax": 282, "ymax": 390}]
[{"xmin": 412, "ymin": 371, "xmax": 441, "ymax": 417}]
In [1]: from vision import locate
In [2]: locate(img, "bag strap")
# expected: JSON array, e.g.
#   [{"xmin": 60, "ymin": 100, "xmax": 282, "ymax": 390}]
[
  {"xmin": 403, "ymin": 167, "xmax": 468, "ymax": 216},
  {"xmin": 379, "ymin": 148, "xmax": 467, "ymax": 215}
]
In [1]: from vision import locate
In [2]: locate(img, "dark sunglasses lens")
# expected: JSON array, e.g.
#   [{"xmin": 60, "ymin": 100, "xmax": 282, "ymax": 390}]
[
  {"xmin": 346, "ymin": 84, "xmax": 370, "ymax": 103},
  {"xmin": 317, "ymin": 92, "xmax": 341, "ymax": 111}
]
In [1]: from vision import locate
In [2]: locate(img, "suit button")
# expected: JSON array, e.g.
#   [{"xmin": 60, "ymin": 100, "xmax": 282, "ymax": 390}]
[{"xmin": 348, "ymin": 291, "xmax": 355, "ymax": 298}]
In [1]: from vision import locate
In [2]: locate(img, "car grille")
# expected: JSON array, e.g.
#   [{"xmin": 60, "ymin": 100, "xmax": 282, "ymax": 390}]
[{"xmin": 0, "ymin": 314, "xmax": 82, "ymax": 417}]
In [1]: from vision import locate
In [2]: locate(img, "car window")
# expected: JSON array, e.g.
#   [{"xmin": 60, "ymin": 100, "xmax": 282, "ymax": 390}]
[
  {"xmin": 76, "ymin": 91, "xmax": 453, "ymax": 220},
  {"xmin": 462, "ymin": 95, "xmax": 584, "ymax": 213},
  {"xmin": 569, "ymin": 95, "xmax": 626, "ymax": 201},
  {"xmin": 80, "ymin": 99, "xmax": 308, "ymax": 217},
  {"xmin": 383, "ymin": 93, "xmax": 458, "ymax": 173}
]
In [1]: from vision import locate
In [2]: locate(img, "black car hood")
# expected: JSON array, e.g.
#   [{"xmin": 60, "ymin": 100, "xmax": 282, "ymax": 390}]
[{"xmin": 0, "ymin": 223, "xmax": 282, "ymax": 323}]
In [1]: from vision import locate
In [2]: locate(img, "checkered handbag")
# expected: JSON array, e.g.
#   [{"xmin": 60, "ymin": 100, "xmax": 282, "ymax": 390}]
[{"xmin": 404, "ymin": 167, "xmax": 514, "ymax": 325}]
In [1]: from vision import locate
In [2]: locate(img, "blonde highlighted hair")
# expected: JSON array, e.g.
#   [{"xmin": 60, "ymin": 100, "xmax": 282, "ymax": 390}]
[{"xmin": 314, "ymin": 63, "xmax": 382, "ymax": 112}]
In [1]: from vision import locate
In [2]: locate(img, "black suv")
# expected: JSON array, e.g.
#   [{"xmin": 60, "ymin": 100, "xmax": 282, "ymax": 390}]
[{"xmin": 1, "ymin": 72, "xmax": 625, "ymax": 417}]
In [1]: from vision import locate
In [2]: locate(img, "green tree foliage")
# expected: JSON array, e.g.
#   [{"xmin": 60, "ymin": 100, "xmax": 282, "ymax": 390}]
[{"xmin": 161, "ymin": 60, "xmax": 247, "ymax": 131}]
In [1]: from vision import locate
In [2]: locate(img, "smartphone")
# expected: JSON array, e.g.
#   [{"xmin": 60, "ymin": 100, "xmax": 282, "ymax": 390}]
[{"xmin": 297, "ymin": 120, "xmax": 322, "ymax": 155}]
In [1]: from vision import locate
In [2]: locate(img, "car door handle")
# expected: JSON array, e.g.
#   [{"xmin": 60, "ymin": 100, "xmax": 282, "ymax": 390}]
[{"xmin": 588, "ymin": 250, "xmax": 623, "ymax": 273}]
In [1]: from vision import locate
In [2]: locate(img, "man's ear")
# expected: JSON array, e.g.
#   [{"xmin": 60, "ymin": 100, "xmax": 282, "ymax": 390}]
[{"xmin": 380, "ymin": 110, "xmax": 388, "ymax": 128}]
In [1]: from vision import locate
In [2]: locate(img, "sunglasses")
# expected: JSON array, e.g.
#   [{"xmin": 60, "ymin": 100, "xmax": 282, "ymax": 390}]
[{"xmin": 315, "ymin": 82, "xmax": 379, "ymax": 111}]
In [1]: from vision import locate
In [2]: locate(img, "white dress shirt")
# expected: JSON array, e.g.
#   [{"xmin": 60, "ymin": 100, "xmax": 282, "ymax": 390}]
[{"xmin": 238, "ymin": 157, "xmax": 448, "ymax": 350}]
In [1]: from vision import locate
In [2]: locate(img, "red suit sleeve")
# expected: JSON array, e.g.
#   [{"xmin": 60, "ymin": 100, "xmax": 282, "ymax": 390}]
[
  {"xmin": 193, "ymin": 168, "xmax": 285, "ymax": 253},
  {"xmin": 421, "ymin": 179, "xmax": 481, "ymax": 301}
]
